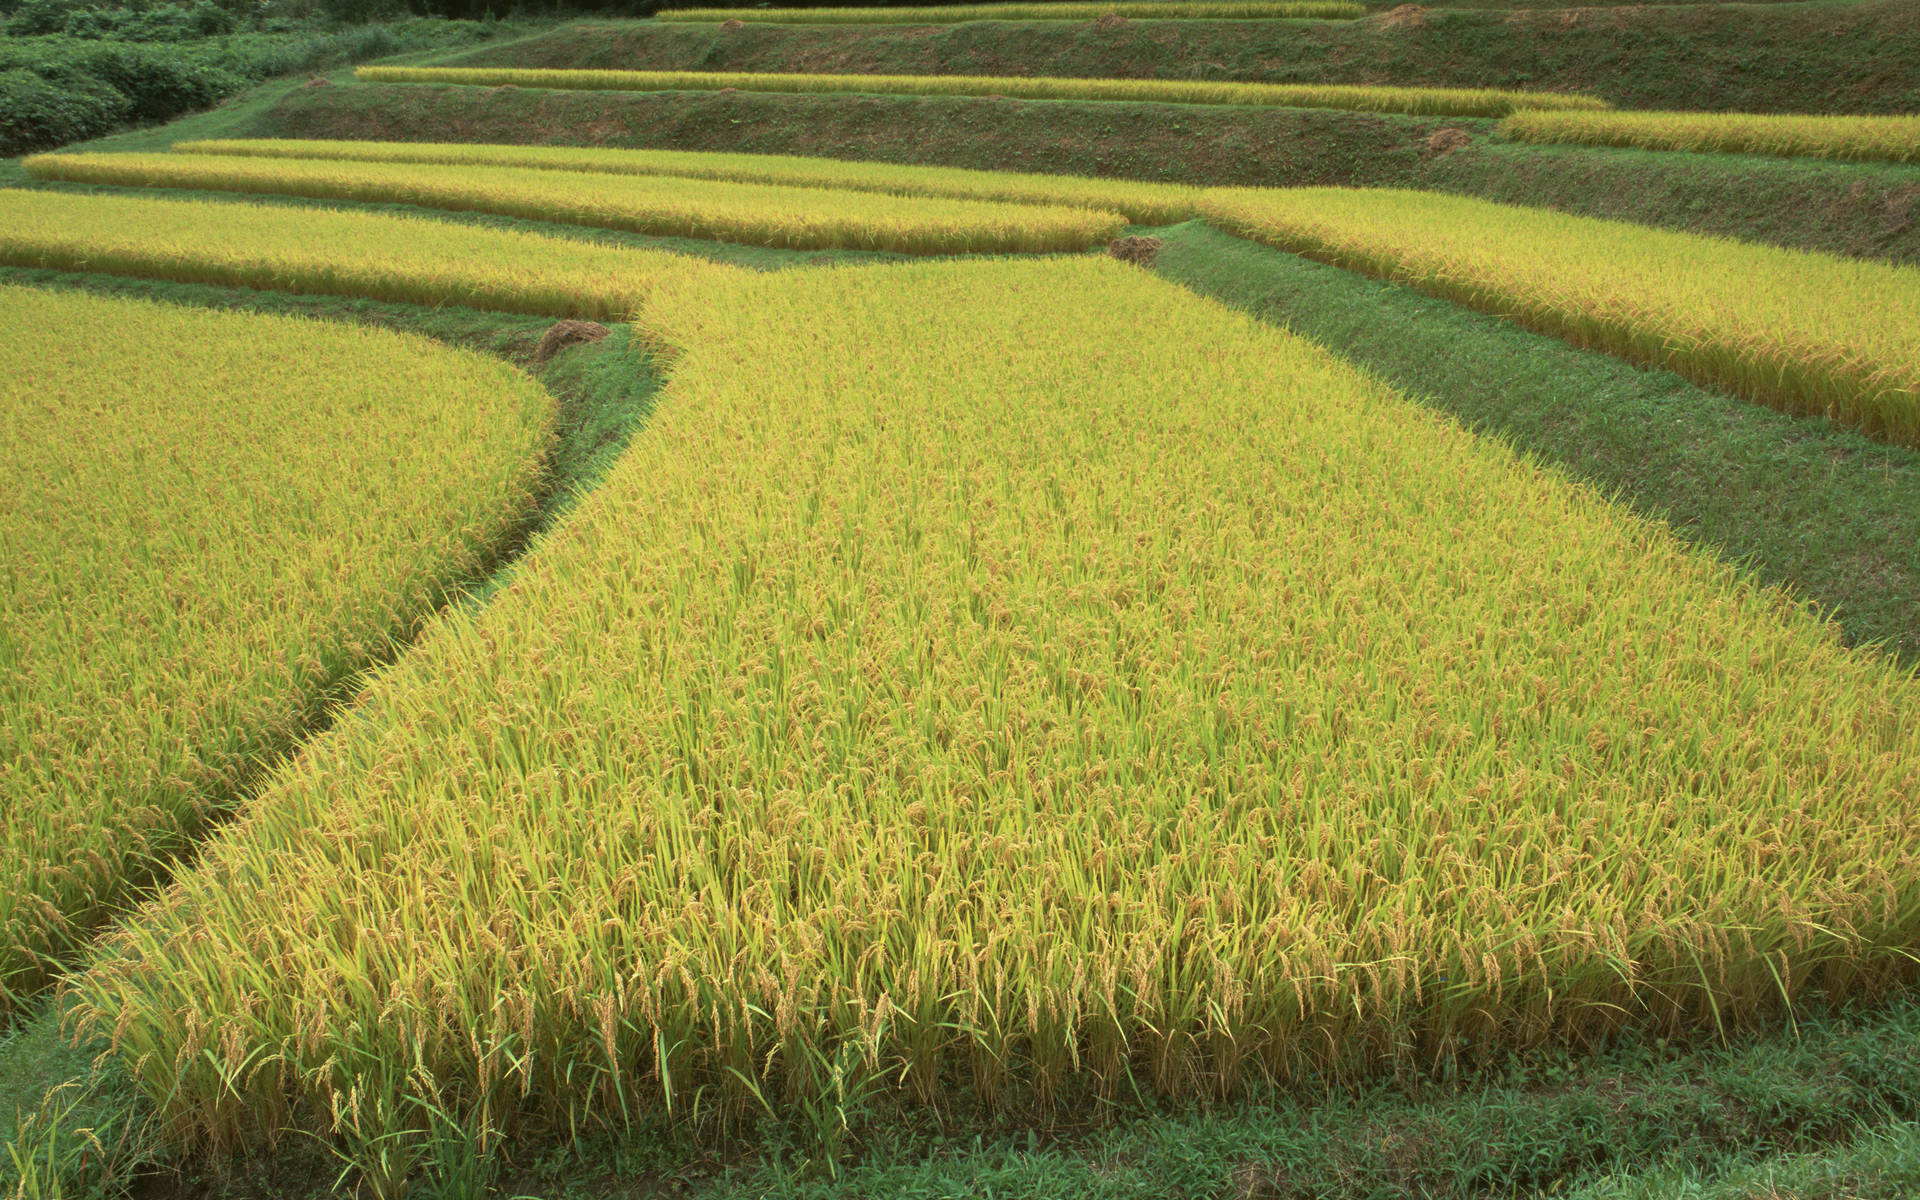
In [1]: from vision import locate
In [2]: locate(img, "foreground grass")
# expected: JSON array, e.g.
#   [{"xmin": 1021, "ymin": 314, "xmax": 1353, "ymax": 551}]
[
  {"xmin": 19, "ymin": 987, "xmax": 1919, "ymax": 1199},
  {"xmin": 1151, "ymin": 221, "xmax": 1920, "ymax": 665}
]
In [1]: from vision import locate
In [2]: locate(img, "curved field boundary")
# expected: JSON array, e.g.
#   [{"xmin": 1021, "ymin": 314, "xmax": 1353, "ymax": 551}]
[
  {"xmin": 23, "ymin": 151, "xmax": 1126, "ymax": 255},
  {"xmin": 0, "ymin": 189, "xmax": 722, "ymax": 321},
  {"xmin": 356, "ymin": 65, "xmax": 1608, "ymax": 118},
  {"xmin": 177, "ymin": 138, "xmax": 1206, "ymax": 226},
  {"xmin": 1198, "ymin": 187, "xmax": 1920, "ymax": 447},
  {"xmin": 657, "ymin": 1, "xmax": 1364, "ymax": 23},
  {"xmin": 70, "ymin": 257, "xmax": 1920, "ymax": 1197},
  {"xmin": 1501, "ymin": 109, "xmax": 1920, "ymax": 166},
  {"xmin": 0, "ymin": 284, "xmax": 552, "ymax": 1007}
]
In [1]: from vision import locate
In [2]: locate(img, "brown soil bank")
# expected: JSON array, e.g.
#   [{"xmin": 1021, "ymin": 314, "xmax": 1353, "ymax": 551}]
[
  {"xmin": 261, "ymin": 84, "xmax": 1920, "ymax": 265},
  {"xmin": 440, "ymin": 1, "xmax": 1920, "ymax": 114}
]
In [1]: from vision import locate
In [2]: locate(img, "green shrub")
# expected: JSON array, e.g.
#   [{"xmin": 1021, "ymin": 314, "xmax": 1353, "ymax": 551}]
[{"xmin": 0, "ymin": 66, "xmax": 130, "ymax": 154}]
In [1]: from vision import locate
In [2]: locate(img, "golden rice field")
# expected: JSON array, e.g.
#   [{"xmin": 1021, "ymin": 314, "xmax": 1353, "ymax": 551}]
[
  {"xmin": 1501, "ymin": 108, "xmax": 1920, "ymax": 165},
  {"xmin": 0, "ymin": 285, "xmax": 551, "ymax": 1007},
  {"xmin": 1197, "ymin": 187, "xmax": 1920, "ymax": 446},
  {"xmin": 24, "ymin": 151, "xmax": 1125, "ymax": 255},
  {"xmin": 0, "ymin": 189, "xmax": 718, "ymax": 320},
  {"xmin": 355, "ymin": 65, "xmax": 1610, "ymax": 118},
  {"xmin": 177, "ymin": 138, "xmax": 1206, "ymax": 225},
  {"xmin": 70, "ymin": 257, "xmax": 1920, "ymax": 1198},
  {"xmin": 657, "ymin": 0, "xmax": 1365, "ymax": 22}
]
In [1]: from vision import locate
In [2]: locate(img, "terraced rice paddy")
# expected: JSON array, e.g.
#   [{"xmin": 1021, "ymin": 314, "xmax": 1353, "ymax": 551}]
[
  {"xmin": 655, "ymin": 1, "xmax": 1365, "ymax": 22},
  {"xmin": 0, "ymin": 189, "xmax": 718, "ymax": 319},
  {"xmin": 66, "ymin": 257, "xmax": 1920, "ymax": 1199},
  {"xmin": 177, "ymin": 138, "xmax": 1206, "ymax": 225},
  {"xmin": 1198, "ymin": 187, "xmax": 1920, "ymax": 446},
  {"xmin": 355, "ymin": 66, "xmax": 1610, "ymax": 118},
  {"xmin": 24, "ymin": 151, "xmax": 1126, "ymax": 254},
  {"xmin": 0, "ymin": 285, "xmax": 551, "ymax": 1006},
  {"xmin": 1501, "ymin": 109, "xmax": 1920, "ymax": 165}
]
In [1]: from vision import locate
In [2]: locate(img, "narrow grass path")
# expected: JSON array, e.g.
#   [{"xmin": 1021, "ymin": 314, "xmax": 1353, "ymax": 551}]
[{"xmin": 1152, "ymin": 221, "xmax": 1920, "ymax": 666}]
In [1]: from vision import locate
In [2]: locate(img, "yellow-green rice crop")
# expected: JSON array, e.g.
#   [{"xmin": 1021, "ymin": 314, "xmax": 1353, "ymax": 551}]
[
  {"xmin": 71, "ymin": 257, "xmax": 1920, "ymax": 1197},
  {"xmin": 357, "ymin": 65, "xmax": 1609, "ymax": 118},
  {"xmin": 24, "ymin": 151, "xmax": 1123, "ymax": 255},
  {"xmin": 1198, "ymin": 187, "xmax": 1920, "ymax": 446},
  {"xmin": 0, "ymin": 285, "xmax": 552, "ymax": 1006},
  {"xmin": 177, "ymin": 138, "xmax": 1206, "ymax": 225},
  {"xmin": 1501, "ymin": 109, "xmax": 1920, "ymax": 166},
  {"xmin": 0, "ymin": 189, "xmax": 718, "ymax": 320},
  {"xmin": 657, "ymin": 1, "xmax": 1364, "ymax": 23}
]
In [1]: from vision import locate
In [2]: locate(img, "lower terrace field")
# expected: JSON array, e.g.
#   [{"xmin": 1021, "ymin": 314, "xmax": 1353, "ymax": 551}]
[
  {"xmin": 6, "ymin": 6, "xmax": 1920, "ymax": 1198},
  {"xmin": 68, "ymin": 258, "xmax": 1920, "ymax": 1198},
  {"xmin": 0, "ymin": 285, "xmax": 550, "ymax": 1008}
]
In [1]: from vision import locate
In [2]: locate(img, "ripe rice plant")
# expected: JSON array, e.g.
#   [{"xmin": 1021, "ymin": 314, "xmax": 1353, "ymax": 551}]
[
  {"xmin": 1501, "ymin": 109, "xmax": 1920, "ymax": 166},
  {"xmin": 1198, "ymin": 187, "xmax": 1920, "ymax": 446},
  {"xmin": 71, "ymin": 257, "xmax": 1920, "ymax": 1198},
  {"xmin": 0, "ymin": 284, "xmax": 552, "ymax": 1007},
  {"xmin": 24, "ymin": 151, "xmax": 1125, "ymax": 255},
  {"xmin": 657, "ymin": 1, "xmax": 1365, "ymax": 23},
  {"xmin": 0, "ymin": 189, "xmax": 717, "ymax": 320},
  {"xmin": 356, "ymin": 65, "xmax": 1609, "ymax": 118},
  {"xmin": 176, "ymin": 138, "xmax": 1206, "ymax": 225}
]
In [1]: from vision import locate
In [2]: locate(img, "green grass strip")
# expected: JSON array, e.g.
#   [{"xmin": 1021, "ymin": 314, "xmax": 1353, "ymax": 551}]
[
  {"xmin": 356, "ymin": 65, "xmax": 1608, "ymax": 118},
  {"xmin": 24, "ymin": 150, "xmax": 1124, "ymax": 255},
  {"xmin": 1502, "ymin": 109, "xmax": 1920, "ymax": 166},
  {"xmin": 176, "ymin": 137, "xmax": 1204, "ymax": 225},
  {"xmin": 1197, "ymin": 186, "xmax": 1920, "ymax": 448},
  {"xmin": 657, "ymin": 1, "xmax": 1364, "ymax": 23}
]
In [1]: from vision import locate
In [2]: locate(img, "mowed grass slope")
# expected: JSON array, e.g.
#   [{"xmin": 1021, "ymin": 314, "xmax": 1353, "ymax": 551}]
[
  {"xmin": 656, "ymin": 1, "xmax": 1365, "ymax": 23},
  {"xmin": 0, "ymin": 285, "xmax": 552, "ymax": 1006},
  {"xmin": 0, "ymin": 189, "xmax": 720, "ymax": 320},
  {"xmin": 176, "ymin": 138, "xmax": 1206, "ymax": 224},
  {"xmin": 1198, "ymin": 187, "xmax": 1920, "ymax": 446},
  {"xmin": 355, "ymin": 65, "xmax": 1607, "ymax": 117},
  {"xmin": 23, "ymin": 151, "xmax": 1126, "ymax": 255},
  {"xmin": 69, "ymin": 258, "xmax": 1920, "ymax": 1199}
]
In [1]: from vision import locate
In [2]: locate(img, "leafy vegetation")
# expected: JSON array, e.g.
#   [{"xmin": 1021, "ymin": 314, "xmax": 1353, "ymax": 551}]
[
  {"xmin": 178, "ymin": 136, "xmax": 1205, "ymax": 223},
  {"xmin": 1503, "ymin": 108, "xmax": 1920, "ymax": 166},
  {"xmin": 0, "ymin": 16, "xmax": 520, "ymax": 157},
  {"xmin": 1199, "ymin": 186, "xmax": 1920, "ymax": 446},
  {"xmin": 357, "ymin": 64, "xmax": 1609, "ymax": 117},
  {"xmin": 657, "ymin": 0, "xmax": 1364, "ymax": 23},
  {"xmin": 0, "ymin": 283, "xmax": 551, "ymax": 1007},
  {"xmin": 0, "ymin": 188, "xmax": 721, "ymax": 319},
  {"xmin": 24, "ymin": 149, "xmax": 1129, "ymax": 253}
]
